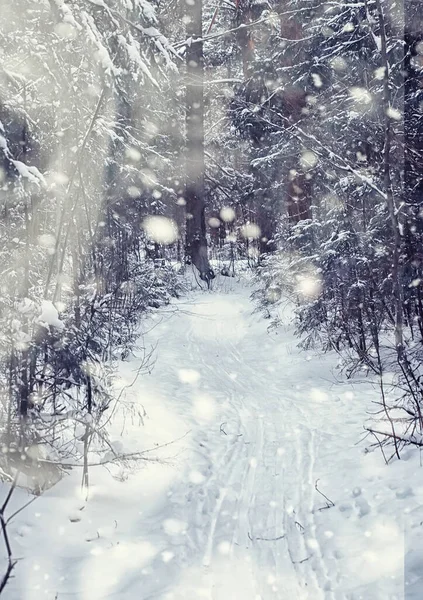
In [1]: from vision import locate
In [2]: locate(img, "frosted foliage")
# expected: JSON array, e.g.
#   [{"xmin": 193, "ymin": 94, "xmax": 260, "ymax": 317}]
[
  {"xmin": 142, "ymin": 216, "xmax": 178, "ymax": 245},
  {"xmin": 10, "ymin": 161, "xmax": 46, "ymax": 185},
  {"xmin": 137, "ymin": 0, "xmax": 157, "ymax": 23}
]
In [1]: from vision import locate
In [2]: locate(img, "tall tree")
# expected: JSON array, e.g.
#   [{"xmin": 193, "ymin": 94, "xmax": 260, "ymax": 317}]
[
  {"xmin": 0, "ymin": 0, "xmax": 182, "ymax": 486},
  {"xmin": 185, "ymin": 0, "xmax": 215, "ymax": 283}
]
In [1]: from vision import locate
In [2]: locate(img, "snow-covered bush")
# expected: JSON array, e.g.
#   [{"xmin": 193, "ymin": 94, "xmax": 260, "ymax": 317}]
[{"xmin": 0, "ymin": 0, "xmax": 183, "ymax": 491}]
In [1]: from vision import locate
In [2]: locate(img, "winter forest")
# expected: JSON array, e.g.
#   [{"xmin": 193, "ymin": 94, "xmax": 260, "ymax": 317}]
[{"xmin": 0, "ymin": 0, "xmax": 423, "ymax": 598}]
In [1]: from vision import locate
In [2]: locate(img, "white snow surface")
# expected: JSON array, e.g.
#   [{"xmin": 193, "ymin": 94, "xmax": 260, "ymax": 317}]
[{"xmin": 1, "ymin": 280, "xmax": 422, "ymax": 599}]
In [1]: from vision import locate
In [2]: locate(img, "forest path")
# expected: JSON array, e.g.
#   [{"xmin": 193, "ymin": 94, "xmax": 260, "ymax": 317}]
[
  {"xmin": 115, "ymin": 279, "xmax": 402, "ymax": 600},
  {"xmin": 170, "ymin": 287, "xmax": 332, "ymax": 600},
  {"xmin": 5, "ymin": 279, "xmax": 406, "ymax": 600}
]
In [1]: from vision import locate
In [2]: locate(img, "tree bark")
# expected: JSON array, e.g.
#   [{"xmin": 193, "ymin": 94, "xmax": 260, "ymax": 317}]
[
  {"xmin": 375, "ymin": 0, "xmax": 404, "ymax": 353},
  {"xmin": 185, "ymin": 0, "xmax": 214, "ymax": 283},
  {"xmin": 235, "ymin": 0, "xmax": 255, "ymax": 79}
]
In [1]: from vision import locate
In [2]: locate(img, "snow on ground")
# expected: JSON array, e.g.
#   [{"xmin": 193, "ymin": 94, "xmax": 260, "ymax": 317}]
[{"xmin": 1, "ymin": 277, "xmax": 423, "ymax": 599}]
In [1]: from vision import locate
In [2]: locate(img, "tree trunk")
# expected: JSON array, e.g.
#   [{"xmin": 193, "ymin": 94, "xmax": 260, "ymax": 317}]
[
  {"xmin": 185, "ymin": 0, "xmax": 214, "ymax": 284},
  {"xmin": 375, "ymin": 0, "xmax": 404, "ymax": 353},
  {"xmin": 235, "ymin": 0, "xmax": 255, "ymax": 79}
]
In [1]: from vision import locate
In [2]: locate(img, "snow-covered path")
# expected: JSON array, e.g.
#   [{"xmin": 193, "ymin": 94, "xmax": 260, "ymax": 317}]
[
  {"xmin": 3, "ymin": 281, "xmax": 416, "ymax": 599},
  {"xmin": 112, "ymin": 282, "xmax": 405, "ymax": 600},
  {"xmin": 156, "ymin": 290, "xmax": 338, "ymax": 600}
]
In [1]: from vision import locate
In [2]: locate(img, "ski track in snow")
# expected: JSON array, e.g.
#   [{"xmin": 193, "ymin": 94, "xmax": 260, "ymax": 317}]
[
  {"xmin": 124, "ymin": 282, "xmax": 399, "ymax": 600},
  {"xmin": 2, "ymin": 280, "xmax": 414, "ymax": 600}
]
